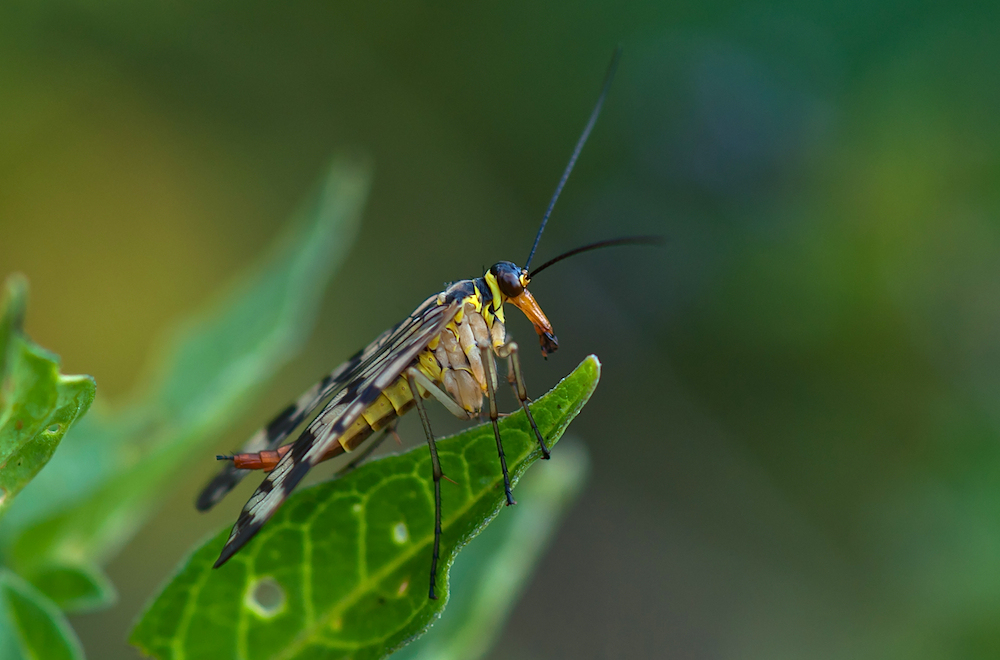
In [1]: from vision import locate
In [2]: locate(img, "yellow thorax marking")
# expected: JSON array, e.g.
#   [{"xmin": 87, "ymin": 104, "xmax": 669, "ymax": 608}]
[
  {"xmin": 438, "ymin": 284, "xmax": 507, "ymax": 348},
  {"xmin": 482, "ymin": 271, "xmax": 506, "ymax": 324},
  {"xmin": 417, "ymin": 349, "xmax": 442, "ymax": 382}
]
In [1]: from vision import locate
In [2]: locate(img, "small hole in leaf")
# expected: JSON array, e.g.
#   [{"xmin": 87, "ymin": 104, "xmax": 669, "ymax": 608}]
[
  {"xmin": 392, "ymin": 522, "xmax": 409, "ymax": 544},
  {"xmin": 46, "ymin": 424, "xmax": 60, "ymax": 434},
  {"xmin": 245, "ymin": 577, "xmax": 286, "ymax": 618}
]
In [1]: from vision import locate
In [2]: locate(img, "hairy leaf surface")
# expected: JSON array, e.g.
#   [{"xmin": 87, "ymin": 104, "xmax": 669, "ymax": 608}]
[{"xmin": 392, "ymin": 439, "xmax": 588, "ymax": 660}]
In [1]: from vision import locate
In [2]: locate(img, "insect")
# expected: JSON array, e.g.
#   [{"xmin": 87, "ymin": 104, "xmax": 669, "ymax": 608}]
[{"xmin": 197, "ymin": 47, "xmax": 654, "ymax": 599}]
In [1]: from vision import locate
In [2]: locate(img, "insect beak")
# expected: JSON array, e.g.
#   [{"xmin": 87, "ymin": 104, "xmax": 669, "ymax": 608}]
[{"xmin": 509, "ymin": 289, "xmax": 559, "ymax": 357}]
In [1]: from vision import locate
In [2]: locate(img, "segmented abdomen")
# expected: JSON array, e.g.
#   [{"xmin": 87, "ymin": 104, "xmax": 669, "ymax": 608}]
[
  {"xmin": 231, "ymin": 359, "xmax": 431, "ymax": 471},
  {"xmin": 230, "ymin": 304, "xmax": 504, "ymax": 472}
]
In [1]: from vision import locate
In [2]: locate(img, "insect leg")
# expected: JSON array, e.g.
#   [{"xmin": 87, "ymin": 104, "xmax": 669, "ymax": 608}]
[
  {"xmin": 406, "ymin": 370, "xmax": 444, "ymax": 600},
  {"xmin": 482, "ymin": 346, "xmax": 516, "ymax": 506},
  {"xmin": 497, "ymin": 340, "xmax": 551, "ymax": 459},
  {"xmin": 406, "ymin": 366, "xmax": 470, "ymax": 419}
]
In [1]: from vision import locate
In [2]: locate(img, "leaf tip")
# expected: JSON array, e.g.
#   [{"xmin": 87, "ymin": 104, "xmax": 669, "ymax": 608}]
[
  {"xmin": 2, "ymin": 272, "xmax": 29, "ymax": 324},
  {"xmin": 572, "ymin": 354, "xmax": 602, "ymax": 395}
]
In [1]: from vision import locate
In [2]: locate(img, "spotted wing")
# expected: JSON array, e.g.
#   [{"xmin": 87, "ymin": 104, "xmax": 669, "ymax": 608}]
[
  {"xmin": 195, "ymin": 324, "xmax": 397, "ymax": 511},
  {"xmin": 213, "ymin": 294, "xmax": 459, "ymax": 567}
]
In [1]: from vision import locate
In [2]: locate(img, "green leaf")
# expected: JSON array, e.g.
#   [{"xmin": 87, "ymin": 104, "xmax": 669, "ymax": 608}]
[
  {"xmin": 130, "ymin": 355, "xmax": 601, "ymax": 660},
  {"xmin": 391, "ymin": 438, "xmax": 589, "ymax": 660},
  {"xmin": 23, "ymin": 563, "xmax": 117, "ymax": 613},
  {"xmin": 0, "ymin": 274, "xmax": 27, "ymax": 380},
  {"xmin": 0, "ymin": 568, "xmax": 84, "ymax": 660},
  {"xmin": 0, "ymin": 275, "xmax": 96, "ymax": 521},
  {"xmin": 2, "ymin": 155, "xmax": 371, "ymax": 601}
]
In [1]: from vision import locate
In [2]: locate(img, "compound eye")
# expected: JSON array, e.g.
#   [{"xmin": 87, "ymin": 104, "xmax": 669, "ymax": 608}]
[{"xmin": 496, "ymin": 268, "xmax": 524, "ymax": 298}]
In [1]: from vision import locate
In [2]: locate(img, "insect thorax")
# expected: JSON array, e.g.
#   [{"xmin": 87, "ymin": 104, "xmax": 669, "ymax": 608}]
[{"xmin": 420, "ymin": 278, "xmax": 507, "ymax": 415}]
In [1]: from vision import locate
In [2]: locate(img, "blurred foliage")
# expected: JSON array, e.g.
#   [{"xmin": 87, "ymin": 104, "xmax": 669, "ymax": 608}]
[
  {"xmin": 0, "ymin": 276, "xmax": 95, "ymax": 659},
  {"xmin": 2, "ymin": 157, "xmax": 369, "ymax": 576},
  {"xmin": 0, "ymin": 158, "xmax": 370, "ymax": 659},
  {"xmin": 131, "ymin": 357, "xmax": 598, "ymax": 660},
  {"xmin": 0, "ymin": 569, "xmax": 84, "ymax": 660},
  {"xmin": 0, "ymin": 275, "xmax": 96, "ymax": 521},
  {"xmin": 3, "ymin": 0, "xmax": 1000, "ymax": 658}
]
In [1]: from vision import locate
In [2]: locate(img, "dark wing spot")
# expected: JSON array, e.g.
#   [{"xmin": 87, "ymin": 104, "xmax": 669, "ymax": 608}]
[
  {"xmin": 196, "ymin": 472, "xmax": 244, "ymax": 511},
  {"xmin": 290, "ymin": 429, "xmax": 317, "ymax": 462},
  {"xmin": 265, "ymin": 404, "xmax": 298, "ymax": 439}
]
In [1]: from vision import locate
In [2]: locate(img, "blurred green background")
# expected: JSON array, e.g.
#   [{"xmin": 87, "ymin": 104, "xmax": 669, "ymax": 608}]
[{"xmin": 3, "ymin": 1, "xmax": 1000, "ymax": 658}]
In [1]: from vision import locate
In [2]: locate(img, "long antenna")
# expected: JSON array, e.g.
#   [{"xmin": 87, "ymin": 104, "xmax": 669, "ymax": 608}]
[
  {"xmin": 528, "ymin": 235, "xmax": 662, "ymax": 278},
  {"xmin": 524, "ymin": 46, "xmax": 622, "ymax": 271}
]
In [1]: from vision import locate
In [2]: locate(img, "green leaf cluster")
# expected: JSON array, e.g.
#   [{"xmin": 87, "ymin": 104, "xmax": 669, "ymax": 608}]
[
  {"xmin": 131, "ymin": 356, "xmax": 599, "ymax": 660},
  {"xmin": 0, "ymin": 275, "xmax": 96, "ymax": 659},
  {"xmin": 0, "ymin": 275, "xmax": 96, "ymax": 523},
  {"xmin": 0, "ymin": 156, "xmax": 371, "ymax": 659}
]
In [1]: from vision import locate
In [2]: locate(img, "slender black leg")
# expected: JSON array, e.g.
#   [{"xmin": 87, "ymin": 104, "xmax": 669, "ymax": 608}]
[
  {"xmin": 482, "ymin": 346, "xmax": 516, "ymax": 506},
  {"xmin": 407, "ymin": 372, "xmax": 443, "ymax": 600},
  {"xmin": 502, "ymin": 341, "xmax": 550, "ymax": 459}
]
